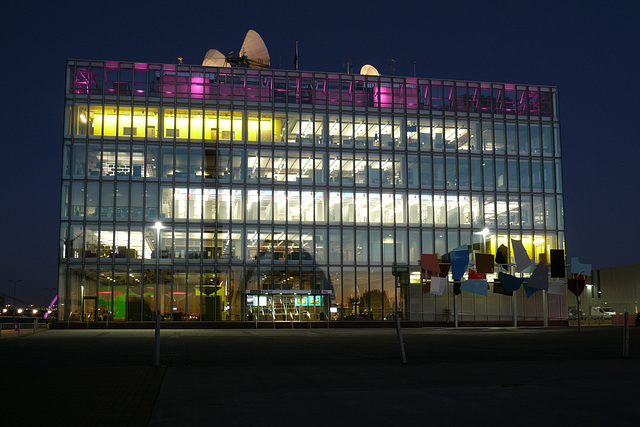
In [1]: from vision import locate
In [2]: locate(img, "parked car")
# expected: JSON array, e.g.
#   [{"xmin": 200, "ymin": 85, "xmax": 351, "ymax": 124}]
[
  {"xmin": 602, "ymin": 307, "xmax": 616, "ymax": 318},
  {"xmin": 635, "ymin": 313, "xmax": 640, "ymax": 327}
]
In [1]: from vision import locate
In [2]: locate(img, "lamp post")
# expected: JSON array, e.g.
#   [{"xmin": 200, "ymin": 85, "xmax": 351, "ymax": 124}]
[
  {"xmin": 8, "ymin": 279, "xmax": 22, "ymax": 329},
  {"xmin": 153, "ymin": 221, "xmax": 164, "ymax": 367},
  {"xmin": 479, "ymin": 228, "xmax": 490, "ymax": 253},
  {"xmin": 473, "ymin": 228, "xmax": 491, "ymax": 257}
]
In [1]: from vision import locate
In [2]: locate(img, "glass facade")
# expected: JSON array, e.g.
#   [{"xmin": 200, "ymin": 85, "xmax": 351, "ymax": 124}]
[{"xmin": 59, "ymin": 60, "xmax": 565, "ymax": 323}]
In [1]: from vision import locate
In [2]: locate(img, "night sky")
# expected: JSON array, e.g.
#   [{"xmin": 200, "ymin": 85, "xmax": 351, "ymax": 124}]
[{"xmin": 1, "ymin": 0, "xmax": 638, "ymax": 306}]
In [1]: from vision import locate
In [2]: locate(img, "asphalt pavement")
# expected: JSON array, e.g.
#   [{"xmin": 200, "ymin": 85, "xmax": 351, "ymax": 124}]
[{"xmin": 1, "ymin": 326, "xmax": 639, "ymax": 426}]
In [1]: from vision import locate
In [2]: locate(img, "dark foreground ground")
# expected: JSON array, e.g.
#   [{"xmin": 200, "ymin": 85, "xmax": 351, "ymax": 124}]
[{"xmin": 1, "ymin": 326, "xmax": 639, "ymax": 426}]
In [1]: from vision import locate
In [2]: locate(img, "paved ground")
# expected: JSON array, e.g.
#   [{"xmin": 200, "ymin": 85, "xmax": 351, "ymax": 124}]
[{"xmin": 1, "ymin": 326, "xmax": 639, "ymax": 425}]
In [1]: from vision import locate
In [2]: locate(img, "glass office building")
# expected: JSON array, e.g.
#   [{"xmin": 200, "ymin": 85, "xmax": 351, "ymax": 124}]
[{"xmin": 59, "ymin": 59, "xmax": 566, "ymax": 323}]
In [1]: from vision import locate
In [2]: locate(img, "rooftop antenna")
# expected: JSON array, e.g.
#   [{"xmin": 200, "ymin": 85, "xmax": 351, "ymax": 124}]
[
  {"xmin": 413, "ymin": 60, "xmax": 416, "ymax": 78},
  {"xmin": 202, "ymin": 30, "xmax": 270, "ymax": 69},
  {"xmin": 385, "ymin": 59, "xmax": 398, "ymax": 76},
  {"xmin": 343, "ymin": 59, "xmax": 353, "ymax": 74}
]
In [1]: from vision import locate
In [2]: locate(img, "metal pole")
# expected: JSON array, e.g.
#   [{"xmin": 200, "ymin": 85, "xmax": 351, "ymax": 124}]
[
  {"xmin": 513, "ymin": 291, "xmax": 518, "ymax": 327},
  {"xmin": 543, "ymin": 290, "xmax": 549, "ymax": 327},
  {"xmin": 453, "ymin": 290, "xmax": 459, "ymax": 328},
  {"xmin": 421, "ymin": 273, "xmax": 424, "ymax": 326},
  {"xmin": 155, "ymin": 224, "xmax": 162, "ymax": 367},
  {"xmin": 8, "ymin": 279, "xmax": 22, "ymax": 329},
  {"xmin": 623, "ymin": 311, "xmax": 629, "ymax": 358},
  {"xmin": 155, "ymin": 311, "xmax": 160, "ymax": 365},
  {"xmin": 577, "ymin": 295, "xmax": 581, "ymax": 332},
  {"xmin": 394, "ymin": 273, "xmax": 406, "ymax": 363},
  {"xmin": 394, "ymin": 273, "xmax": 398, "ymax": 321},
  {"xmin": 395, "ymin": 314, "xmax": 407, "ymax": 364},
  {"xmin": 13, "ymin": 282, "xmax": 17, "ymax": 329},
  {"xmin": 576, "ymin": 271, "xmax": 585, "ymax": 332}
]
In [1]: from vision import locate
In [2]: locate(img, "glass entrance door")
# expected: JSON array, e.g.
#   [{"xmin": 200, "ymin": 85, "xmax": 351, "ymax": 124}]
[
  {"xmin": 245, "ymin": 293, "xmax": 329, "ymax": 321},
  {"xmin": 293, "ymin": 295, "xmax": 326, "ymax": 321}
]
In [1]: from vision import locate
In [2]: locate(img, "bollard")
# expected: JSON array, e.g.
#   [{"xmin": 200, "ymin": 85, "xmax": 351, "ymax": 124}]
[
  {"xmin": 623, "ymin": 311, "xmax": 629, "ymax": 358},
  {"xmin": 395, "ymin": 314, "xmax": 407, "ymax": 364}
]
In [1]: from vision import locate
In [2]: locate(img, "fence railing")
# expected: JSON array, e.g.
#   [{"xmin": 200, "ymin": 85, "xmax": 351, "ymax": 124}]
[{"xmin": 0, "ymin": 319, "xmax": 49, "ymax": 337}]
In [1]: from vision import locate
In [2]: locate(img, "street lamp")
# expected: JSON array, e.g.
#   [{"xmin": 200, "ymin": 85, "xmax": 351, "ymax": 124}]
[
  {"xmin": 473, "ymin": 228, "xmax": 491, "ymax": 254},
  {"xmin": 480, "ymin": 228, "xmax": 490, "ymax": 253},
  {"xmin": 8, "ymin": 279, "xmax": 22, "ymax": 329},
  {"xmin": 153, "ymin": 221, "xmax": 164, "ymax": 366}
]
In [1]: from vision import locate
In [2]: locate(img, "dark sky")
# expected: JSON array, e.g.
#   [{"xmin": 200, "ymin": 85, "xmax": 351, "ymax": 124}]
[{"xmin": 1, "ymin": 0, "xmax": 638, "ymax": 306}]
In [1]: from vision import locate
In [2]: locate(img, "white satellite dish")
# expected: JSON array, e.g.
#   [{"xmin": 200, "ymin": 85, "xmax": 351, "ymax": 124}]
[
  {"xmin": 202, "ymin": 49, "xmax": 229, "ymax": 67},
  {"xmin": 202, "ymin": 30, "xmax": 271, "ymax": 68},
  {"xmin": 238, "ymin": 30, "xmax": 270, "ymax": 68},
  {"xmin": 202, "ymin": 30, "xmax": 270, "ymax": 69},
  {"xmin": 360, "ymin": 64, "xmax": 380, "ymax": 76}
]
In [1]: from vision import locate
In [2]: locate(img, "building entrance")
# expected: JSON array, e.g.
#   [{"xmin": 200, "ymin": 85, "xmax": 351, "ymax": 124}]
[{"xmin": 245, "ymin": 290, "xmax": 331, "ymax": 321}]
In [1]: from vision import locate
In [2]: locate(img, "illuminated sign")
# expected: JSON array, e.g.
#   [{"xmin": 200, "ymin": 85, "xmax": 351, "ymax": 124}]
[{"xmin": 295, "ymin": 296, "xmax": 323, "ymax": 306}]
